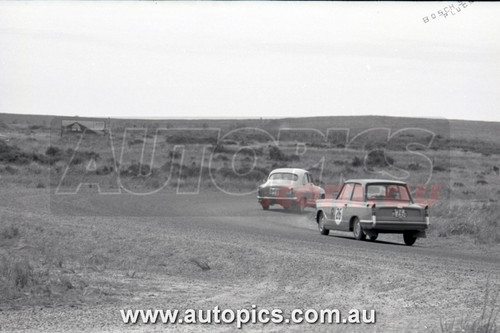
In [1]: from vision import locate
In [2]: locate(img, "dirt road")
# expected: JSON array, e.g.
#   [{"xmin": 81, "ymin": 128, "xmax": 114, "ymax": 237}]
[{"xmin": 1, "ymin": 190, "xmax": 499, "ymax": 332}]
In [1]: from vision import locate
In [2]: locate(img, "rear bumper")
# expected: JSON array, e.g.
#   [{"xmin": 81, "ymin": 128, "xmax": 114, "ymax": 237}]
[
  {"xmin": 360, "ymin": 219, "xmax": 429, "ymax": 232},
  {"xmin": 258, "ymin": 196, "xmax": 298, "ymax": 205}
]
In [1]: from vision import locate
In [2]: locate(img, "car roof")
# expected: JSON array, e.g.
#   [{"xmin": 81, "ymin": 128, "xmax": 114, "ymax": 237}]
[
  {"xmin": 269, "ymin": 168, "xmax": 308, "ymax": 175},
  {"xmin": 344, "ymin": 179, "xmax": 407, "ymax": 185}
]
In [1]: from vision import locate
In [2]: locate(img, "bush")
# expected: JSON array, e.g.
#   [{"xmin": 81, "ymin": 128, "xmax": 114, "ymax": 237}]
[
  {"xmin": 0, "ymin": 257, "xmax": 33, "ymax": 291},
  {"xmin": 268, "ymin": 146, "xmax": 299, "ymax": 162},
  {"xmin": 0, "ymin": 141, "xmax": 43, "ymax": 165},
  {"xmin": 128, "ymin": 138, "xmax": 144, "ymax": 146},
  {"xmin": 0, "ymin": 225, "xmax": 20, "ymax": 240},
  {"xmin": 408, "ymin": 163, "xmax": 420, "ymax": 171},
  {"xmin": 4, "ymin": 165, "xmax": 18, "ymax": 174},
  {"xmin": 365, "ymin": 150, "xmax": 394, "ymax": 168},
  {"xmin": 121, "ymin": 163, "xmax": 151, "ymax": 177},
  {"xmin": 351, "ymin": 156, "xmax": 363, "ymax": 168},
  {"xmin": 45, "ymin": 146, "xmax": 63, "ymax": 157}
]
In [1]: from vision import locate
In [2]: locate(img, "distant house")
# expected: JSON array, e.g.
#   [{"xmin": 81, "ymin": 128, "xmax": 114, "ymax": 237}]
[{"xmin": 61, "ymin": 119, "xmax": 107, "ymax": 136}]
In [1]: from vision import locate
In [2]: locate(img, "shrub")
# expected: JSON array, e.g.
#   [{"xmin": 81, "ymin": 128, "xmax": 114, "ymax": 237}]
[
  {"xmin": 351, "ymin": 156, "xmax": 363, "ymax": 168},
  {"xmin": 128, "ymin": 138, "xmax": 144, "ymax": 146},
  {"xmin": 4, "ymin": 165, "xmax": 18, "ymax": 174},
  {"xmin": 365, "ymin": 150, "xmax": 394, "ymax": 169},
  {"xmin": 433, "ymin": 165, "xmax": 448, "ymax": 172},
  {"xmin": 0, "ymin": 257, "xmax": 34, "ymax": 291},
  {"xmin": 0, "ymin": 225, "xmax": 20, "ymax": 240},
  {"xmin": 122, "ymin": 163, "xmax": 151, "ymax": 177},
  {"xmin": 408, "ymin": 163, "xmax": 421, "ymax": 171},
  {"xmin": 268, "ymin": 146, "xmax": 299, "ymax": 162},
  {"xmin": 168, "ymin": 151, "xmax": 182, "ymax": 159},
  {"xmin": 0, "ymin": 141, "xmax": 43, "ymax": 165},
  {"xmin": 45, "ymin": 146, "xmax": 62, "ymax": 157}
]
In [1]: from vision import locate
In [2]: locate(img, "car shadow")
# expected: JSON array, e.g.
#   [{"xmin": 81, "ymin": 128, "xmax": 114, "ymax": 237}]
[
  {"xmin": 265, "ymin": 207, "xmax": 315, "ymax": 217},
  {"xmin": 326, "ymin": 233, "xmax": 407, "ymax": 247}
]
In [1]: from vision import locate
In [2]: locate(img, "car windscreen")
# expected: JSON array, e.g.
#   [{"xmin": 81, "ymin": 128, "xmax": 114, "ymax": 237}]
[
  {"xmin": 268, "ymin": 173, "xmax": 299, "ymax": 182},
  {"xmin": 366, "ymin": 184, "xmax": 411, "ymax": 201}
]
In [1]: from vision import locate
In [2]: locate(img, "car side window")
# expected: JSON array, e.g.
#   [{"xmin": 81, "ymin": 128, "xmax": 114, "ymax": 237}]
[
  {"xmin": 338, "ymin": 184, "xmax": 354, "ymax": 200},
  {"xmin": 351, "ymin": 184, "xmax": 365, "ymax": 202},
  {"xmin": 307, "ymin": 173, "xmax": 313, "ymax": 184}
]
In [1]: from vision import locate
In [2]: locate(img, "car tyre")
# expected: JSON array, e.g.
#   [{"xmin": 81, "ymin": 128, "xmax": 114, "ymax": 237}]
[
  {"xmin": 295, "ymin": 199, "xmax": 305, "ymax": 214},
  {"xmin": 318, "ymin": 212, "xmax": 330, "ymax": 236},
  {"xmin": 353, "ymin": 217, "xmax": 366, "ymax": 240},
  {"xmin": 403, "ymin": 232, "xmax": 417, "ymax": 246}
]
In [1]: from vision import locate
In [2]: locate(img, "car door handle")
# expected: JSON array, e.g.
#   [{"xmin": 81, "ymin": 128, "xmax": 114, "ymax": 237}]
[{"xmin": 344, "ymin": 204, "xmax": 348, "ymax": 207}]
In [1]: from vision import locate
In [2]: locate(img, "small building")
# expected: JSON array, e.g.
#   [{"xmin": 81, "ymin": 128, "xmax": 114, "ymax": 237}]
[{"xmin": 61, "ymin": 119, "xmax": 108, "ymax": 136}]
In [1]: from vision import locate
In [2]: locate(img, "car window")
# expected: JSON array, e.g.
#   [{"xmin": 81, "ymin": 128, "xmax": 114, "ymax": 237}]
[
  {"xmin": 351, "ymin": 184, "xmax": 365, "ymax": 201},
  {"xmin": 338, "ymin": 184, "xmax": 354, "ymax": 200},
  {"xmin": 366, "ymin": 184, "xmax": 411, "ymax": 201},
  {"xmin": 306, "ymin": 173, "xmax": 313, "ymax": 184},
  {"xmin": 268, "ymin": 173, "xmax": 298, "ymax": 182}
]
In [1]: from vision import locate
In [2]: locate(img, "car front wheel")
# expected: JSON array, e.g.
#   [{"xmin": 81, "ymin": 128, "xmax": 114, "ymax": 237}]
[
  {"xmin": 318, "ymin": 212, "xmax": 329, "ymax": 236},
  {"xmin": 353, "ymin": 217, "xmax": 366, "ymax": 240},
  {"xmin": 403, "ymin": 232, "xmax": 417, "ymax": 246}
]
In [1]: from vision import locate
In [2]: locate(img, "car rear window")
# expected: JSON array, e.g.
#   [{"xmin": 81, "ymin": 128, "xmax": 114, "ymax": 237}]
[
  {"xmin": 366, "ymin": 184, "xmax": 410, "ymax": 201},
  {"xmin": 268, "ymin": 173, "xmax": 298, "ymax": 181}
]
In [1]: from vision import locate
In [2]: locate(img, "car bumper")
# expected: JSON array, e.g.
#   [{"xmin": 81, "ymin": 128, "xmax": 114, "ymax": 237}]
[
  {"xmin": 360, "ymin": 219, "xmax": 429, "ymax": 232},
  {"xmin": 258, "ymin": 196, "xmax": 298, "ymax": 204}
]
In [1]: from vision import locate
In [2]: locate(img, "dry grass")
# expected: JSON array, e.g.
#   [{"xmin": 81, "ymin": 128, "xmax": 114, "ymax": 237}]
[{"xmin": 439, "ymin": 279, "xmax": 498, "ymax": 333}]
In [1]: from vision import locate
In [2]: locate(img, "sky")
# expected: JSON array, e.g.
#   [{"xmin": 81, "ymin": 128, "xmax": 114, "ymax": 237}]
[{"xmin": 0, "ymin": 1, "xmax": 499, "ymax": 122}]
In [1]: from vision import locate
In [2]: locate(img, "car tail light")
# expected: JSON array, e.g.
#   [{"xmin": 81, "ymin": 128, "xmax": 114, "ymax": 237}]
[
  {"xmin": 371, "ymin": 204, "xmax": 376, "ymax": 226},
  {"xmin": 425, "ymin": 205, "xmax": 430, "ymax": 225}
]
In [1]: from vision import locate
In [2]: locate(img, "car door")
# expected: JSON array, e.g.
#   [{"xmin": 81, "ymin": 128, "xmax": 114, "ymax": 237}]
[
  {"xmin": 344, "ymin": 183, "xmax": 366, "ymax": 228},
  {"xmin": 326, "ymin": 183, "xmax": 354, "ymax": 231},
  {"xmin": 307, "ymin": 173, "xmax": 322, "ymax": 203},
  {"xmin": 304, "ymin": 172, "xmax": 316, "ymax": 205}
]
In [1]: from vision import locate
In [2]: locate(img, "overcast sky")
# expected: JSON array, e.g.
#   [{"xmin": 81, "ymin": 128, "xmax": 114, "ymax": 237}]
[{"xmin": 0, "ymin": 2, "xmax": 499, "ymax": 121}]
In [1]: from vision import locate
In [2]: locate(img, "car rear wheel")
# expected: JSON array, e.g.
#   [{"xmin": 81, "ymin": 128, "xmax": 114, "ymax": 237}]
[
  {"xmin": 295, "ymin": 199, "xmax": 306, "ymax": 214},
  {"xmin": 318, "ymin": 212, "xmax": 329, "ymax": 236},
  {"xmin": 403, "ymin": 232, "xmax": 417, "ymax": 246},
  {"xmin": 353, "ymin": 217, "xmax": 366, "ymax": 240}
]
